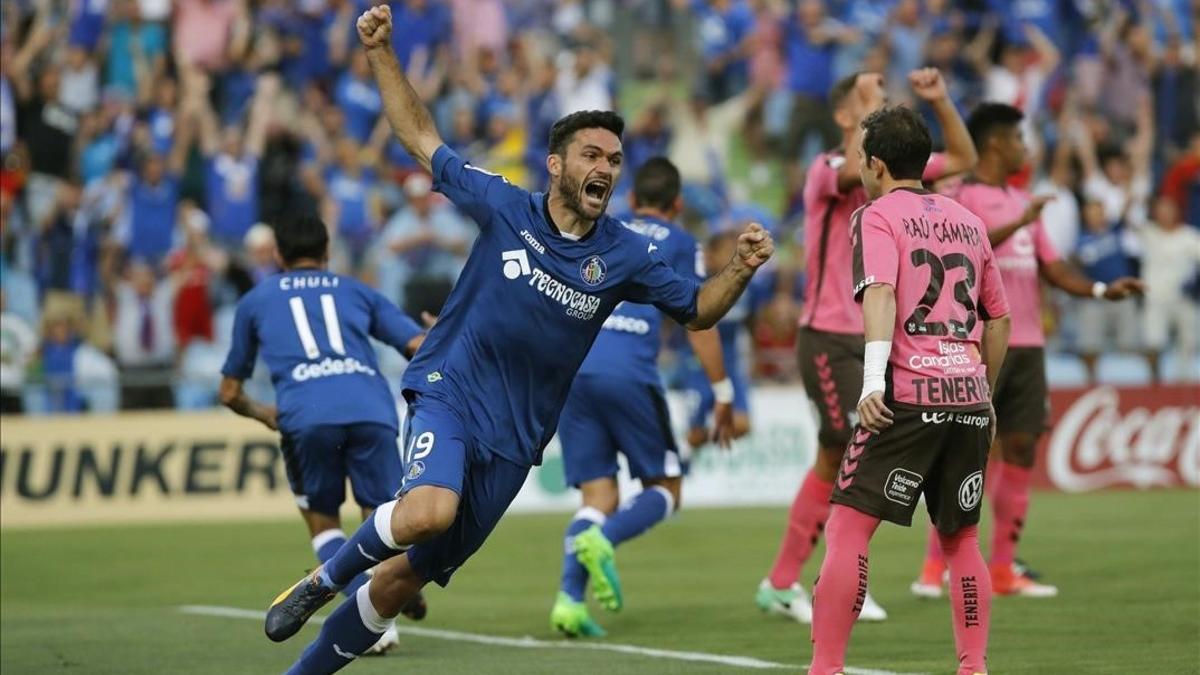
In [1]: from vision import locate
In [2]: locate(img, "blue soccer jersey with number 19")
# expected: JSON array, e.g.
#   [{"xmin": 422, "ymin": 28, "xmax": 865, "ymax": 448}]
[
  {"xmin": 400, "ymin": 146, "xmax": 702, "ymax": 467},
  {"xmin": 221, "ymin": 270, "xmax": 423, "ymax": 434}
]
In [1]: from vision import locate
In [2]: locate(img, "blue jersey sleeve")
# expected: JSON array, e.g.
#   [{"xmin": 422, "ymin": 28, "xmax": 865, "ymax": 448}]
[
  {"xmin": 220, "ymin": 296, "xmax": 259, "ymax": 380},
  {"xmin": 367, "ymin": 287, "xmax": 424, "ymax": 356},
  {"xmin": 431, "ymin": 145, "xmax": 528, "ymax": 227},
  {"xmin": 624, "ymin": 246, "xmax": 701, "ymax": 326}
]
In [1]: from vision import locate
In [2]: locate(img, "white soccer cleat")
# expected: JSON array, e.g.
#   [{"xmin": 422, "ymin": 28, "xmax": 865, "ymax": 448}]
[
  {"xmin": 857, "ymin": 591, "xmax": 888, "ymax": 622},
  {"xmin": 910, "ymin": 579, "xmax": 944, "ymax": 599},
  {"xmin": 364, "ymin": 623, "xmax": 399, "ymax": 656},
  {"xmin": 991, "ymin": 562, "xmax": 1059, "ymax": 598},
  {"xmin": 755, "ymin": 579, "xmax": 813, "ymax": 624}
]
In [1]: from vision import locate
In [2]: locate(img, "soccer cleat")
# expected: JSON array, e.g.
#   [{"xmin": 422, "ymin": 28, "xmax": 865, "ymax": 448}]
[
  {"xmin": 858, "ymin": 591, "xmax": 888, "ymax": 621},
  {"xmin": 264, "ymin": 568, "xmax": 338, "ymax": 642},
  {"xmin": 991, "ymin": 561, "xmax": 1058, "ymax": 597},
  {"xmin": 400, "ymin": 591, "xmax": 427, "ymax": 621},
  {"xmin": 910, "ymin": 558, "xmax": 948, "ymax": 599},
  {"xmin": 550, "ymin": 592, "xmax": 607, "ymax": 638},
  {"xmin": 573, "ymin": 525, "xmax": 623, "ymax": 612},
  {"xmin": 364, "ymin": 623, "xmax": 399, "ymax": 656},
  {"xmin": 755, "ymin": 579, "xmax": 812, "ymax": 623}
]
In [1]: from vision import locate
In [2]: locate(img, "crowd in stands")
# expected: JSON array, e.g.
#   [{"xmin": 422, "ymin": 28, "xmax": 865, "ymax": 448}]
[{"xmin": 0, "ymin": 0, "xmax": 1197, "ymax": 415}]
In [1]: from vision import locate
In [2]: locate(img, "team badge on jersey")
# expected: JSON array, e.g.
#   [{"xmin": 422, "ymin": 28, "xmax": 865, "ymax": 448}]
[
  {"xmin": 407, "ymin": 460, "xmax": 426, "ymax": 480},
  {"xmin": 580, "ymin": 255, "xmax": 607, "ymax": 286}
]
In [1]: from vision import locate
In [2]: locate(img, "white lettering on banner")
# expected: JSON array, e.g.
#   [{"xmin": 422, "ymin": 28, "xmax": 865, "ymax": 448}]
[{"xmin": 1047, "ymin": 387, "xmax": 1200, "ymax": 492}]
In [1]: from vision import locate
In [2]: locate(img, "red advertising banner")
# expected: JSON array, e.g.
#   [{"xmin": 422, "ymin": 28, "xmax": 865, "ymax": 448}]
[{"xmin": 1033, "ymin": 385, "xmax": 1200, "ymax": 491}]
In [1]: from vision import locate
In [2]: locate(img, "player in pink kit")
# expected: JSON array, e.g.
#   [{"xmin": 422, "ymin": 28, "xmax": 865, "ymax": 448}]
[
  {"xmin": 807, "ymin": 106, "xmax": 1011, "ymax": 675},
  {"xmin": 910, "ymin": 103, "xmax": 1144, "ymax": 599},
  {"xmin": 757, "ymin": 68, "xmax": 977, "ymax": 623}
]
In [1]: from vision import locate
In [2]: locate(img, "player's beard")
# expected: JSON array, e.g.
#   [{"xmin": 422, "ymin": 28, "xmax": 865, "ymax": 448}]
[{"xmin": 556, "ymin": 171, "xmax": 605, "ymax": 222}]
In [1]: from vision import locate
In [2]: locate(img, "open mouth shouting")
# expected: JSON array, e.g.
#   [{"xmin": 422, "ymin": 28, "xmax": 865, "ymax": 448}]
[{"xmin": 582, "ymin": 176, "xmax": 611, "ymax": 212}]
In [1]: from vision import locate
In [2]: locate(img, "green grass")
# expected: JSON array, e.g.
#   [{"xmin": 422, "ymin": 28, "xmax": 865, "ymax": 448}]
[{"xmin": 3, "ymin": 491, "xmax": 1198, "ymax": 674}]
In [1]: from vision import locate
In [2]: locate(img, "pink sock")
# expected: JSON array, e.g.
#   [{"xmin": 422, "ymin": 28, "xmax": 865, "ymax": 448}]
[
  {"xmin": 809, "ymin": 505, "xmax": 879, "ymax": 675},
  {"xmin": 940, "ymin": 526, "xmax": 991, "ymax": 674},
  {"xmin": 925, "ymin": 522, "xmax": 944, "ymax": 563},
  {"xmin": 989, "ymin": 463, "xmax": 1032, "ymax": 566},
  {"xmin": 983, "ymin": 458, "xmax": 1003, "ymax": 498},
  {"xmin": 768, "ymin": 471, "xmax": 834, "ymax": 589}
]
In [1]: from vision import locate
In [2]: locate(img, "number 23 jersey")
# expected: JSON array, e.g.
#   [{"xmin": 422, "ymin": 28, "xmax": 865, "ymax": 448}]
[{"xmin": 851, "ymin": 187, "xmax": 1009, "ymax": 410}]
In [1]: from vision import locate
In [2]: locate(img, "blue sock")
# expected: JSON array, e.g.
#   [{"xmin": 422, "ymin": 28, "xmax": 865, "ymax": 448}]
[
  {"xmin": 312, "ymin": 529, "xmax": 370, "ymax": 599},
  {"xmin": 286, "ymin": 585, "xmax": 388, "ymax": 675},
  {"xmin": 601, "ymin": 486, "xmax": 674, "ymax": 547},
  {"xmin": 321, "ymin": 500, "xmax": 407, "ymax": 588},
  {"xmin": 560, "ymin": 507, "xmax": 606, "ymax": 602}
]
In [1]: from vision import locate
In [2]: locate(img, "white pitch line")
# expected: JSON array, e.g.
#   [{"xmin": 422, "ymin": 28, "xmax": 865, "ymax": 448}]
[{"xmin": 179, "ymin": 604, "xmax": 920, "ymax": 675}]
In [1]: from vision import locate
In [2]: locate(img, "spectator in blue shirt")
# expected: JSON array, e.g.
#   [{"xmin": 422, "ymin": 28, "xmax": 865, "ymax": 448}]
[
  {"xmin": 118, "ymin": 94, "xmax": 194, "ymax": 265},
  {"xmin": 41, "ymin": 312, "xmax": 86, "ymax": 414},
  {"xmin": 322, "ymin": 138, "xmax": 382, "ymax": 274},
  {"xmin": 780, "ymin": 0, "xmax": 858, "ymax": 163},
  {"xmin": 691, "ymin": 0, "xmax": 755, "ymax": 103},
  {"xmin": 391, "ymin": 0, "xmax": 451, "ymax": 72},
  {"xmin": 334, "ymin": 50, "xmax": 383, "ymax": 143},
  {"xmin": 1075, "ymin": 198, "xmax": 1141, "ymax": 378},
  {"xmin": 68, "ymin": 0, "xmax": 108, "ymax": 53}
]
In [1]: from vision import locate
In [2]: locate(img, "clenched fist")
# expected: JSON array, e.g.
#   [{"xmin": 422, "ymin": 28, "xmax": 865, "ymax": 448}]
[
  {"xmin": 735, "ymin": 222, "xmax": 774, "ymax": 271},
  {"xmin": 357, "ymin": 4, "xmax": 393, "ymax": 50}
]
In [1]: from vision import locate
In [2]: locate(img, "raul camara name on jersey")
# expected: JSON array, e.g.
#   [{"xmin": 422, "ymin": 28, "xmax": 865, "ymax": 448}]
[{"xmin": 292, "ymin": 356, "xmax": 378, "ymax": 382}]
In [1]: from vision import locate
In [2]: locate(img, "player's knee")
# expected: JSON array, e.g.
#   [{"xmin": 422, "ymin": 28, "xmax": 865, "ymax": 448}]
[
  {"xmin": 1000, "ymin": 434, "xmax": 1037, "ymax": 468},
  {"xmin": 644, "ymin": 478, "xmax": 683, "ymax": 512},
  {"xmin": 395, "ymin": 489, "xmax": 458, "ymax": 542}
]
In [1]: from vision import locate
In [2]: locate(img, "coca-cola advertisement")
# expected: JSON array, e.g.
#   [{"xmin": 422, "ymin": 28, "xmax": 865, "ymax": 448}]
[{"xmin": 1032, "ymin": 385, "xmax": 1200, "ymax": 492}]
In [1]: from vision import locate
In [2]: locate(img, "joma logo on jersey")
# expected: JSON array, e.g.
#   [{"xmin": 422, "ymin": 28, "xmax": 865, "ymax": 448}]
[{"xmin": 500, "ymin": 249, "xmax": 601, "ymax": 320}]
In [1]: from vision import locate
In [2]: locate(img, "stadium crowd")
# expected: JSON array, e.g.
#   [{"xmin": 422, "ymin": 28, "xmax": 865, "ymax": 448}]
[{"xmin": 0, "ymin": 0, "xmax": 1197, "ymax": 414}]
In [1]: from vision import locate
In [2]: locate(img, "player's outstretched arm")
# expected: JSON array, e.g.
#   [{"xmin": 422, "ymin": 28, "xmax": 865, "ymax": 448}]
[
  {"xmin": 357, "ymin": 4, "xmax": 443, "ymax": 173},
  {"xmin": 857, "ymin": 284, "xmax": 896, "ymax": 434},
  {"xmin": 685, "ymin": 327, "xmax": 734, "ymax": 448},
  {"xmin": 218, "ymin": 376, "xmax": 278, "ymax": 431},
  {"xmin": 1040, "ymin": 260, "xmax": 1145, "ymax": 301},
  {"xmin": 987, "ymin": 195, "xmax": 1054, "ymax": 248},
  {"xmin": 688, "ymin": 223, "xmax": 774, "ymax": 330},
  {"xmin": 909, "ymin": 68, "xmax": 977, "ymax": 178}
]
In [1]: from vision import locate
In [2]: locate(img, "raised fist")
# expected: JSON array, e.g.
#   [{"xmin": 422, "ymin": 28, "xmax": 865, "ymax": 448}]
[{"xmin": 357, "ymin": 4, "xmax": 392, "ymax": 50}]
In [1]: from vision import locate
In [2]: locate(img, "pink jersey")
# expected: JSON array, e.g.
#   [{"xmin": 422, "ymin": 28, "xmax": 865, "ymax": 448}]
[
  {"xmin": 852, "ymin": 188, "xmax": 1009, "ymax": 409},
  {"xmin": 947, "ymin": 180, "xmax": 1060, "ymax": 347},
  {"xmin": 801, "ymin": 152, "xmax": 948, "ymax": 335}
]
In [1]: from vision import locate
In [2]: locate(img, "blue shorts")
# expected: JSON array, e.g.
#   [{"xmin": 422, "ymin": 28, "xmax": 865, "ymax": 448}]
[
  {"xmin": 685, "ymin": 362, "xmax": 751, "ymax": 430},
  {"xmin": 558, "ymin": 374, "xmax": 686, "ymax": 487},
  {"xmin": 279, "ymin": 422, "xmax": 402, "ymax": 517},
  {"xmin": 399, "ymin": 394, "xmax": 530, "ymax": 587}
]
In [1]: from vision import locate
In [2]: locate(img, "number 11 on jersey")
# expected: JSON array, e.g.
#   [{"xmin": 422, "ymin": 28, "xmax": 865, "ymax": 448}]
[{"xmin": 289, "ymin": 294, "xmax": 346, "ymax": 359}]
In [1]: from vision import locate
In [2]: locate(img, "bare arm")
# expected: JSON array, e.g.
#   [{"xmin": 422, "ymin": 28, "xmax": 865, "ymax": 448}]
[
  {"xmin": 685, "ymin": 326, "xmax": 734, "ymax": 447},
  {"xmin": 963, "ymin": 21, "xmax": 997, "ymax": 77},
  {"xmin": 243, "ymin": 74, "xmax": 279, "ymax": 158},
  {"xmin": 856, "ymin": 284, "xmax": 896, "ymax": 433},
  {"xmin": 910, "ymin": 69, "xmax": 977, "ymax": 177},
  {"xmin": 688, "ymin": 224, "xmax": 774, "ymax": 330},
  {"xmin": 835, "ymin": 73, "xmax": 886, "ymax": 191},
  {"xmin": 988, "ymin": 195, "xmax": 1053, "ymax": 247},
  {"xmin": 218, "ymin": 377, "xmax": 278, "ymax": 430},
  {"xmin": 1041, "ymin": 259, "xmax": 1144, "ymax": 299},
  {"xmin": 1024, "ymin": 24, "xmax": 1061, "ymax": 74},
  {"xmin": 980, "ymin": 315, "xmax": 1010, "ymax": 395},
  {"xmin": 358, "ymin": 5, "xmax": 444, "ymax": 173}
]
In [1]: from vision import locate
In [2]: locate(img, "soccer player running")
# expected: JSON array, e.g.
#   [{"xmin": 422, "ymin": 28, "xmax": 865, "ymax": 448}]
[
  {"xmin": 757, "ymin": 68, "xmax": 977, "ymax": 623},
  {"xmin": 263, "ymin": 6, "xmax": 774, "ymax": 673},
  {"xmin": 910, "ymin": 103, "xmax": 1143, "ymax": 598},
  {"xmin": 551, "ymin": 157, "xmax": 735, "ymax": 637},
  {"xmin": 219, "ymin": 214, "xmax": 428, "ymax": 654},
  {"xmin": 809, "ymin": 105, "xmax": 1011, "ymax": 675}
]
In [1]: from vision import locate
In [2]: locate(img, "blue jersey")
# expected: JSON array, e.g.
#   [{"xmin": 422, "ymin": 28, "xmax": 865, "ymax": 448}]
[
  {"xmin": 401, "ymin": 146, "xmax": 701, "ymax": 466},
  {"xmin": 221, "ymin": 270, "xmax": 422, "ymax": 434},
  {"xmin": 577, "ymin": 215, "xmax": 704, "ymax": 385}
]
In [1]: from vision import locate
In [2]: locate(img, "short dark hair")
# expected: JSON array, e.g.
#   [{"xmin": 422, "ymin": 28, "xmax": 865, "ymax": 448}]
[
  {"xmin": 829, "ymin": 72, "xmax": 863, "ymax": 110},
  {"xmin": 966, "ymin": 103, "xmax": 1024, "ymax": 151},
  {"xmin": 273, "ymin": 213, "xmax": 329, "ymax": 265},
  {"xmin": 632, "ymin": 157, "xmax": 681, "ymax": 210},
  {"xmin": 861, "ymin": 106, "xmax": 932, "ymax": 180},
  {"xmin": 548, "ymin": 110, "xmax": 625, "ymax": 157}
]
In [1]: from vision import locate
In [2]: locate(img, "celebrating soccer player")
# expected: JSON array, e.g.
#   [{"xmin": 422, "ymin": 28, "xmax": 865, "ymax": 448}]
[
  {"xmin": 550, "ymin": 157, "xmax": 735, "ymax": 637},
  {"xmin": 757, "ymin": 67, "xmax": 976, "ymax": 623},
  {"xmin": 808, "ymin": 105, "xmax": 1011, "ymax": 675},
  {"xmin": 262, "ymin": 6, "xmax": 774, "ymax": 673},
  {"xmin": 218, "ymin": 214, "xmax": 429, "ymax": 655},
  {"xmin": 910, "ymin": 103, "xmax": 1144, "ymax": 599}
]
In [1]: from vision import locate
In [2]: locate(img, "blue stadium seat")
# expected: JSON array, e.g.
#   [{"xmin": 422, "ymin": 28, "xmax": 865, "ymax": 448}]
[
  {"xmin": 1095, "ymin": 353, "xmax": 1153, "ymax": 386},
  {"xmin": 1045, "ymin": 351, "xmax": 1089, "ymax": 388}
]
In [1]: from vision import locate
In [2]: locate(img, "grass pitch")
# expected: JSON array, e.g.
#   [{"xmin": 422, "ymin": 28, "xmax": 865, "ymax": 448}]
[{"xmin": 2, "ymin": 490, "xmax": 1197, "ymax": 674}]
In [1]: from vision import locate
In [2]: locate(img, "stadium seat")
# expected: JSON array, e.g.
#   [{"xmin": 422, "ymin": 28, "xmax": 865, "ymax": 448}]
[
  {"xmin": 1095, "ymin": 353, "xmax": 1153, "ymax": 386},
  {"xmin": 1159, "ymin": 350, "xmax": 1200, "ymax": 383},
  {"xmin": 1045, "ymin": 352, "xmax": 1089, "ymax": 388}
]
